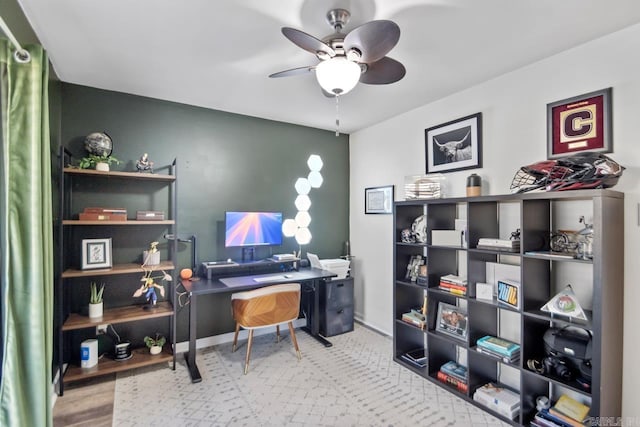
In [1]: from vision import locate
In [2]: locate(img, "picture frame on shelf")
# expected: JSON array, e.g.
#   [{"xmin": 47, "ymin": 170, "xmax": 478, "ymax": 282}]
[
  {"xmin": 547, "ymin": 87, "xmax": 612, "ymax": 159},
  {"xmin": 436, "ymin": 302, "xmax": 468, "ymax": 340},
  {"xmin": 425, "ymin": 112, "xmax": 482, "ymax": 173},
  {"xmin": 81, "ymin": 238, "xmax": 112, "ymax": 270},
  {"xmin": 365, "ymin": 185, "xmax": 394, "ymax": 214}
]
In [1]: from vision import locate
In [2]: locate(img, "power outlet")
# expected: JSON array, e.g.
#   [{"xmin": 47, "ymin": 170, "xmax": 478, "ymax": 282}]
[{"xmin": 96, "ymin": 324, "xmax": 109, "ymax": 335}]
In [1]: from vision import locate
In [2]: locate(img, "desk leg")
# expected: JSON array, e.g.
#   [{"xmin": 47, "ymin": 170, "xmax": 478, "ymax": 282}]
[
  {"xmin": 184, "ymin": 293, "xmax": 202, "ymax": 383},
  {"xmin": 301, "ymin": 279, "xmax": 332, "ymax": 347}
]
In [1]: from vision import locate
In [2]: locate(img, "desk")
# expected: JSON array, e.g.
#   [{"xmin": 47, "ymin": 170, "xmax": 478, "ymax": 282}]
[{"xmin": 180, "ymin": 267, "xmax": 336, "ymax": 383}]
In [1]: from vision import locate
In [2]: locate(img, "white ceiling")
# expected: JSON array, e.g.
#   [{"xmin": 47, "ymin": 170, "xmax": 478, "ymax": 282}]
[{"xmin": 17, "ymin": 0, "xmax": 640, "ymax": 133}]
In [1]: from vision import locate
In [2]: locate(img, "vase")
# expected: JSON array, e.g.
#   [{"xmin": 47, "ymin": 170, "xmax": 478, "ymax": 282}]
[
  {"xmin": 88, "ymin": 302, "xmax": 103, "ymax": 318},
  {"xmin": 150, "ymin": 345, "xmax": 162, "ymax": 355},
  {"xmin": 143, "ymin": 250, "xmax": 160, "ymax": 266},
  {"xmin": 95, "ymin": 162, "xmax": 109, "ymax": 172}
]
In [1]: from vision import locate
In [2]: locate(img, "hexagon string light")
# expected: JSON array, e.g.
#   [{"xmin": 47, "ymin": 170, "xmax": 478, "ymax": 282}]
[
  {"xmin": 282, "ymin": 155, "xmax": 323, "ymax": 251},
  {"xmin": 294, "ymin": 178, "xmax": 311, "ymax": 195},
  {"xmin": 295, "ymin": 227, "xmax": 312, "ymax": 245},
  {"xmin": 294, "ymin": 195, "xmax": 311, "ymax": 212},
  {"xmin": 295, "ymin": 211, "xmax": 311, "ymax": 228}
]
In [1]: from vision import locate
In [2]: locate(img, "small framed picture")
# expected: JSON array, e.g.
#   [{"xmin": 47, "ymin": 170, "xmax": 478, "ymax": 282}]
[
  {"xmin": 365, "ymin": 185, "xmax": 394, "ymax": 214},
  {"xmin": 547, "ymin": 88, "xmax": 612, "ymax": 159},
  {"xmin": 436, "ymin": 302, "xmax": 468, "ymax": 340},
  {"xmin": 81, "ymin": 238, "xmax": 112, "ymax": 270},
  {"xmin": 425, "ymin": 113, "xmax": 482, "ymax": 173}
]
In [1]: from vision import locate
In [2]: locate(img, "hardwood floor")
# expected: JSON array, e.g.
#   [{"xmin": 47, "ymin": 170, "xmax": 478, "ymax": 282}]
[{"xmin": 53, "ymin": 374, "xmax": 115, "ymax": 427}]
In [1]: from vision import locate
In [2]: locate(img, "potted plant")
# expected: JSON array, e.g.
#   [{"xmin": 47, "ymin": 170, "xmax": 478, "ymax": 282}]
[
  {"xmin": 78, "ymin": 154, "xmax": 120, "ymax": 171},
  {"xmin": 89, "ymin": 281, "xmax": 105, "ymax": 318},
  {"xmin": 144, "ymin": 333, "xmax": 166, "ymax": 355}
]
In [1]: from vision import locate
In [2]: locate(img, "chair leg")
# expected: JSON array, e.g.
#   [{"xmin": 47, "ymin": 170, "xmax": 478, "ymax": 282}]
[
  {"xmin": 276, "ymin": 325, "xmax": 281, "ymax": 342},
  {"xmin": 232, "ymin": 323, "xmax": 240, "ymax": 352},
  {"xmin": 288, "ymin": 321, "xmax": 301, "ymax": 360},
  {"xmin": 244, "ymin": 329, "xmax": 254, "ymax": 375}
]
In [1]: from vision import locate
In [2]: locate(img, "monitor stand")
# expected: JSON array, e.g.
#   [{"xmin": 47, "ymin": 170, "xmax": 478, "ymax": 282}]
[{"xmin": 241, "ymin": 247, "xmax": 255, "ymax": 263}]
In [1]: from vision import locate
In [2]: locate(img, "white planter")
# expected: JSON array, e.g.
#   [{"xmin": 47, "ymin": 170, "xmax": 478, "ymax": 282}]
[
  {"xmin": 95, "ymin": 162, "xmax": 109, "ymax": 172},
  {"xmin": 88, "ymin": 302, "xmax": 103, "ymax": 319},
  {"xmin": 143, "ymin": 250, "xmax": 161, "ymax": 266},
  {"xmin": 150, "ymin": 345, "xmax": 162, "ymax": 355}
]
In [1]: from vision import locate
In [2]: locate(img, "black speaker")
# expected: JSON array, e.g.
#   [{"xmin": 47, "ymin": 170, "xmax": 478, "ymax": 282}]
[{"xmin": 299, "ymin": 259, "xmax": 310, "ymax": 268}]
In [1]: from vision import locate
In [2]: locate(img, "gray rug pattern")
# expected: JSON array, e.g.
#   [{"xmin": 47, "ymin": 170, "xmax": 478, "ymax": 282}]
[{"xmin": 113, "ymin": 324, "xmax": 508, "ymax": 426}]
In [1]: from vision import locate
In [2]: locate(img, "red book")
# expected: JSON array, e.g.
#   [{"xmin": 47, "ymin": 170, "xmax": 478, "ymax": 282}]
[{"xmin": 437, "ymin": 370, "xmax": 468, "ymax": 393}]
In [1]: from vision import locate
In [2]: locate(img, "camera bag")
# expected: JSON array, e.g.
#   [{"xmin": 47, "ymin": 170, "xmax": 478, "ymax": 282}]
[{"xmin": 543, "ymin": 326, "xmax": 592, "ymax": 361}]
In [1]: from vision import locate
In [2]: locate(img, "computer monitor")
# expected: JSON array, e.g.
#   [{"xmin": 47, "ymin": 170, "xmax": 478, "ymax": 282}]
[{"xmin": 224, "ymin": 211, "xmax": 283, "ymax": 249}]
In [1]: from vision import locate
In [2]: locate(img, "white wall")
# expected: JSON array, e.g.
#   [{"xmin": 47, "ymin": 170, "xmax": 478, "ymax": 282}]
[{"xmin": 349, "ymin": 23, "xmax": 640, "ymax": 418}]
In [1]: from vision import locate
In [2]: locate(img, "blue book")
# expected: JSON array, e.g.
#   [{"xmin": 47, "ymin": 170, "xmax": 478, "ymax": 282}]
[
  {"xmin": 477, "ymin": 335, "xmax": 520, "ymax": 357},
  {"xmin": 440, "ymin": 361, "xmax": 468, "ymax": 381}
]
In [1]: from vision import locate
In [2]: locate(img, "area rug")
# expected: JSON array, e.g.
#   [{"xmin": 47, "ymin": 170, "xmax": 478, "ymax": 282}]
[{"xmin": 113, "ymin": 324, "xmax": 507, "ymax": 426}]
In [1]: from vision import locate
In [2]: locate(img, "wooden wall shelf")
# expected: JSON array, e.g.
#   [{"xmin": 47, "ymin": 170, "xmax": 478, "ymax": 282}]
[
  {"xmin": 62, "ymin": 261, "xmax": 175, "ymax": 278},
  {"xmin": 62, "ymin": 301, "xmax": 174, "ymax": 331}
]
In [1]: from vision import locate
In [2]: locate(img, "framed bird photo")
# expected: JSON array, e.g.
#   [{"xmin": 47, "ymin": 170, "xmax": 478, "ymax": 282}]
[{"xmin": 425, "ymin": 113, "xmax": 482, "ymax": 173}]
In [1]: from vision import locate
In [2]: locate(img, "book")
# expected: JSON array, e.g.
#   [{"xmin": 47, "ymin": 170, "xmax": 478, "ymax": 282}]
[
  {"xmin": 401, "ymin": 311, "xmax": 426, "ymax": 329},
  {"xmin": 78, "ymin": 212, "xmax": 127, "ymax": 221},
  {"xmin": 476, "ymin": 335, "xmax": 521, "ymax": 357},
  {"xmin": 548, "ymin": 408, "xmax": 587, "ymax": 427},
  {"xmin": 438, "ymin": 281, "xmax": 468, "ymax": 292},
  {"xmin": 400, "ymin": 353, "xmax": 426, "ymax": 368},
  {"xmin": 83, "ymin": 207, "xmax": 127, "ymax": 214},
  {"xmin": 473, "ymin": 383, "xmax": 520, "ymax": 412},
  {"xmin": 551, "ymin": 395, "xmax": 590, "ymax": 423},
  {"xmin": 403, "ymin": 348, "xmax": 426, "ymax": 363},
  {"xmin": 439, "ymin": 360, "xmax": 468, "ymax": 381},
  {"xmin": 135, "ymin": 210, "xmax": 165, "ymax": 220},
  {"xmin": 439, "ymin": 274, "xmax": 467, "ymax": 286},
  {"xmin": 437, "ymin": 286, "xmax": 467, "ymax": 296},
  {"xmin": 436, "ymin": 370, "xmax": 468, "ymax": 393},
  {"xmin": 536, "ymin": 408, "xmax": 578, "ymax": 427},
  {"xmin": 475, "ymin": 346, "xmax": 520, "ymax": 363}
]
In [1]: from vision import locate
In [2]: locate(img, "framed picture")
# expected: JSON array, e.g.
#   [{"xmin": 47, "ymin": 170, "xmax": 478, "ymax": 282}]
[
  {"xmin": 436, "ymin": 302, "xmax": 468, "ymax": 340},
  {"xmin": 547, "ymin": 88, "xmax": 612, "ymax": 159},
  {"xmin": 81, "ymin": 238, "xmax": 112, "ymax": 270},
  {"xmin": 425, "ymin": 113, "xmax": 482, "ymax": 173},
  {"xmin": 365, "ymin": 185, "xmax": 394, "ymax": 214},
  {"xmin": 496, "ymin": 279, "xmax": 520, "ymax": 310}
]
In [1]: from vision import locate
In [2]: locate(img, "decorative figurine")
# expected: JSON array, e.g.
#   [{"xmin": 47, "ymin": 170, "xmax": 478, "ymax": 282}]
[{"xmin": 136, "ymin": 153, "xmax": 154, "ymax": 173}]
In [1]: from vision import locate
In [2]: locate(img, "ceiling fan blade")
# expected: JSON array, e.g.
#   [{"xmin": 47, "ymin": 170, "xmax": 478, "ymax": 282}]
[
  {"xmin": 269, "ymin": 66, "xmax": 315, "ymax": 78},
  {"xmin": 344, "ymin": 20, "xmax": 400, "ymax": 63},
  {"xmin": 360, "ymin": 57, "xmax": 406, "ymax": 85},
  {"xmin": 282, "ymin": 27, "xmax": 335, "ymax": 57}
]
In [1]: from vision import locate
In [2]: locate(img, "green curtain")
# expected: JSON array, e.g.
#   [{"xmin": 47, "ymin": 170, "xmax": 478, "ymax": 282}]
[{"xmin": 0, "ymin": 39, "xmax": 53, "ymax": 427}]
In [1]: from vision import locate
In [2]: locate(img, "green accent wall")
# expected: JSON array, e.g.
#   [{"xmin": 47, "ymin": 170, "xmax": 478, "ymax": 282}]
[{"xmin": 59, "ymin": 83, "xmax": 350, "ymax": 340}]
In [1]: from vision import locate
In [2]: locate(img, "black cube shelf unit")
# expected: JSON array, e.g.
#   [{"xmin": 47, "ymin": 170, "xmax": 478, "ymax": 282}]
[{"xmin": 392, "ymin": 189, "xmax": 623, "ymax": 425}]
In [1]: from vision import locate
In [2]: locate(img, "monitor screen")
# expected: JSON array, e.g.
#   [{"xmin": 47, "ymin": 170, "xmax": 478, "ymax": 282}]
[{"xmin": 224, "ymin": 211, "xmax": 283, "ymax": 247}]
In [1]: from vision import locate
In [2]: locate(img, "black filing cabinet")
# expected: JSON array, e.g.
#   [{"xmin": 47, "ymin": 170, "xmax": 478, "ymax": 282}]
[{"xmin": 319, "ymin": 277, "xmax": 354, "ymax": 337}]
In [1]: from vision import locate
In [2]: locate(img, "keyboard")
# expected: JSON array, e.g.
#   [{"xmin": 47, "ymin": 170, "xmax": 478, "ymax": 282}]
[{"xmin": 253, "ymin": 274, "xmax": 293, "ymax": 283}]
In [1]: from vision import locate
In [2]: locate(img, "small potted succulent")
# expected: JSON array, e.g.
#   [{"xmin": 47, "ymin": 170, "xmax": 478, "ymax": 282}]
[
  {"xmin": 78, "ymin": 154, "xmax": 120, "ymax": 171},
  {"xmin": 144, "ymin": 333, "xmax": 166, "ymax": 355},
  {"xmin": 89, "ymin": 281, "xmax": 105, "ymax": 318}
]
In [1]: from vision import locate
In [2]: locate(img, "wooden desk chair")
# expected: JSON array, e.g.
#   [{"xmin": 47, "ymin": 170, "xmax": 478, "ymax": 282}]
[{"xmin": 231, "ymin": 283, "xmax": 302, "ymax": 374}]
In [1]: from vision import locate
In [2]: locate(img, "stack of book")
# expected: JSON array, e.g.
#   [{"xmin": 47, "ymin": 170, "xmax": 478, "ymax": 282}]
[
  {"xmin": 78, "ymin": 207, "xmax": 127, "ymax": 221},
  {"xmin": 476, "ymin": 238, "xmax": 520, "ymax": 252},
  {"xmin": 472, "ymin": 383, "xmax": 520, "ymax": 420},
  {"xmin": 475, "ymin": 335, "xmax": 520, "ymax": 364},
  {"xmin": 436, "ymin": 361, "xmax": 468, "ymax": 393},
  {"xmin": 399, "ymin": 348, "xmax": 426, "ymax": 369},
  {"xmin": 532, "ymin": 395, "xmax": 590, "ymax": 427},
  {"xmin": 401, "ymin": 308, "xmax": 426, "ymax": 329},
  {"xmin": 438, "ymin": 274, "xmax": 468, "ymax": 296}
]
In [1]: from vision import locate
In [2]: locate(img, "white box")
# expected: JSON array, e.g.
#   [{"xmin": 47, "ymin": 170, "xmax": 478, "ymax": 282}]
[
  {"xmin": 476, "ymin": 282, "xmax": 494, "ymax": 301},
  {"xmin": 432, "ymin": 230, "xmax": 462, "ymax": 246},
  {"xmin": 80, "ymin": 339, "xmax": 98, "ymax": 368}
]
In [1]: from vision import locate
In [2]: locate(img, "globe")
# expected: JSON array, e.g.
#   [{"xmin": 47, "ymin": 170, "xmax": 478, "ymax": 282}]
[{"xmin": 84, "ymin": 132, "xmax": 113, "ymax": 156}]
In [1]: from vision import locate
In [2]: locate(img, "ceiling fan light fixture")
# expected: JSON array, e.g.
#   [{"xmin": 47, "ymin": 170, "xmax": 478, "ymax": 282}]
[{"xmin": 315, "ymin": 57, "xmax": 361, "ymax": 95}]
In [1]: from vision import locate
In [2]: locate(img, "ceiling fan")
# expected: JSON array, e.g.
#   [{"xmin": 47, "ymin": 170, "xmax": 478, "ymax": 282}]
[{"xmin": 269, "ymin": 8, "xmax": 406, "ymax": 96}]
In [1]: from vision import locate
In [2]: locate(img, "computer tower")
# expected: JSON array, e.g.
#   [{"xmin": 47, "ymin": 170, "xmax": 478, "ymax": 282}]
[{"xmin": 319, "ymin": 278, "xmax": 354, "ymax": 337}]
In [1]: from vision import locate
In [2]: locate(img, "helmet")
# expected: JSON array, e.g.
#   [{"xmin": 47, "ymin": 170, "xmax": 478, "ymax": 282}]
[
  {"xmin": 511, "ymin": 153, "xmax": 624, "ymax": 193},
  {"xmin": 411, "ymin": 215, "xmax": 427, "ymax": 243}
]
